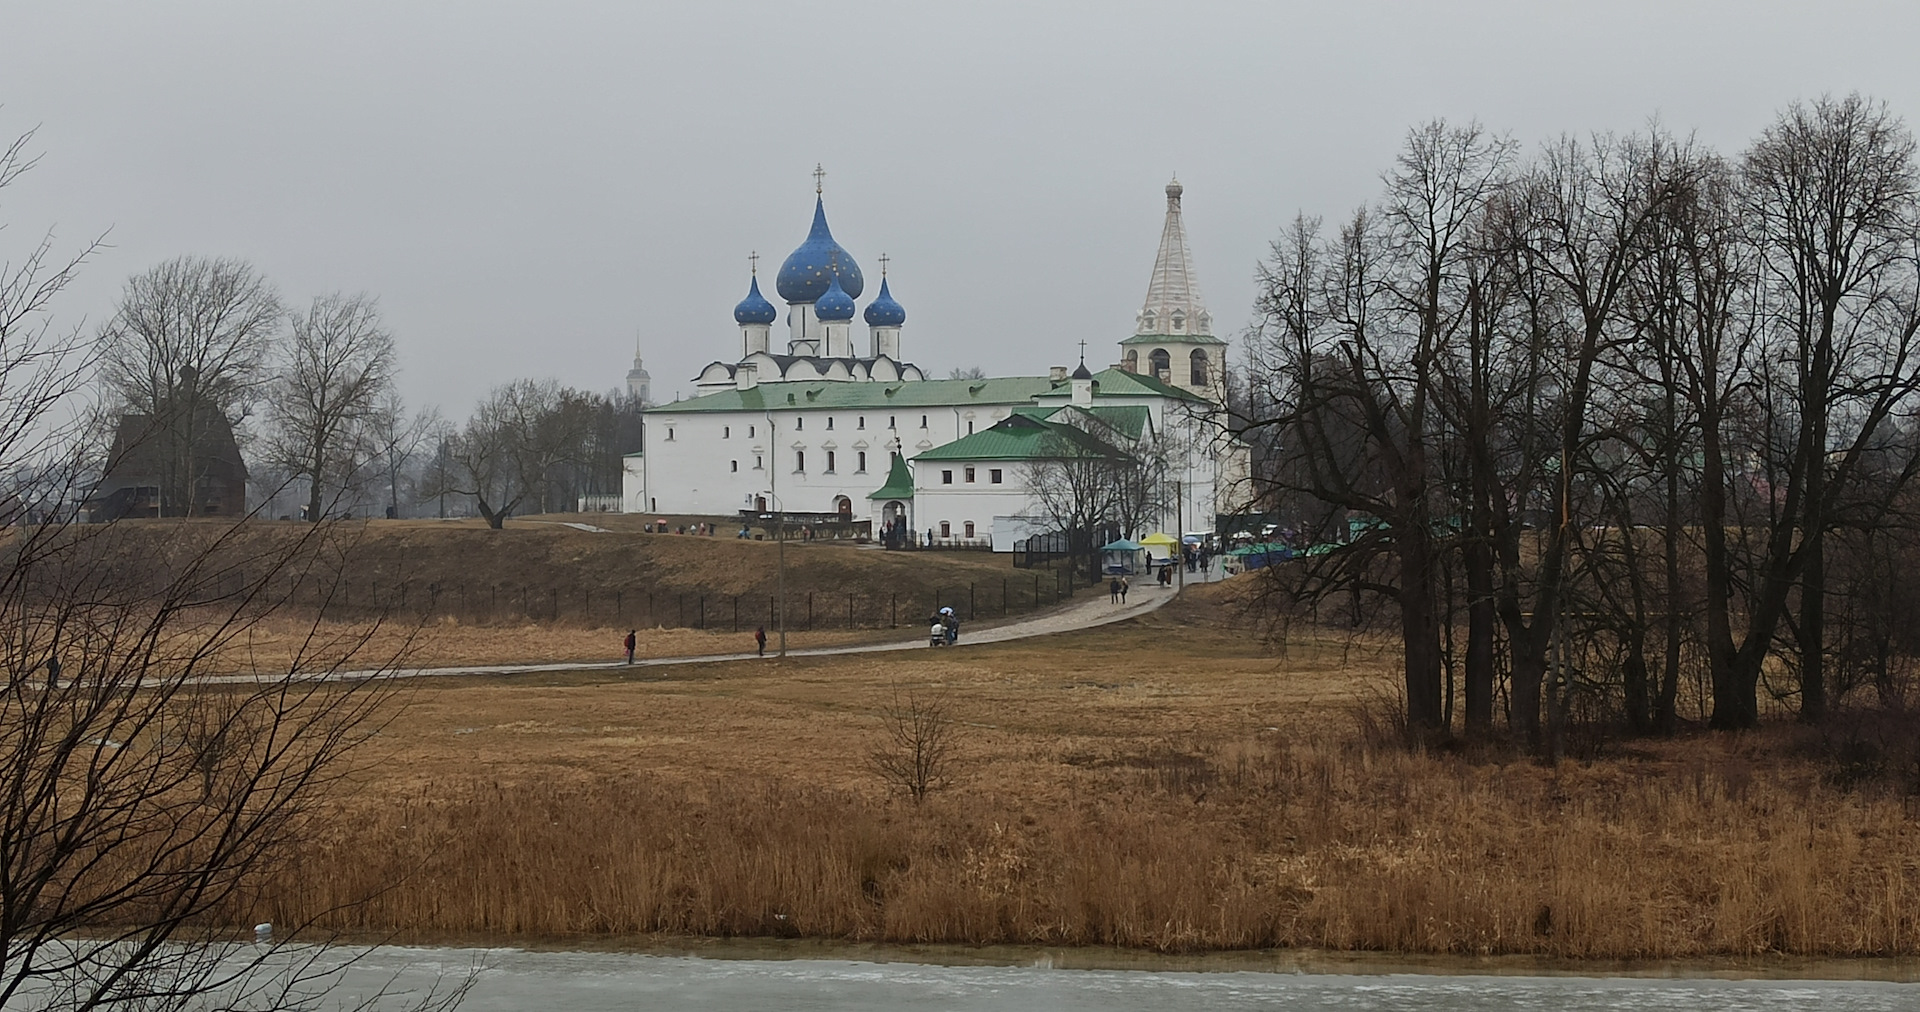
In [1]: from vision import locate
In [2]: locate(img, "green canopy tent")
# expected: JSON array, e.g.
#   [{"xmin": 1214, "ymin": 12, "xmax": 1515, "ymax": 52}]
[{"xmin": 1100, "ymin": 538, "xmax": 1145, "ymax": 575}]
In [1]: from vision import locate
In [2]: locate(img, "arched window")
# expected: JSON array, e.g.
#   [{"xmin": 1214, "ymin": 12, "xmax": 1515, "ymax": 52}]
[
  {"xmin": 963, "ymin": 521, "xmax": 975, "ymax": 539},
  {"xmin": 1190, "ymin": 349, "xmax": 1210, "ymax": 386},
  {"xmin": 939, "ymin": 521, "xmax": 951, "ymax": 538},
  {"xmin": 1123, "ymin": 349, "xmax": 1138, "ymax": 373},
  {"xmin": 1149, "ymin": 348, "xmax": 1171, "ymax": 379},
  {"xmin": 1171, "ymin": 311, "xmax": 1185, "ymax": 332}
]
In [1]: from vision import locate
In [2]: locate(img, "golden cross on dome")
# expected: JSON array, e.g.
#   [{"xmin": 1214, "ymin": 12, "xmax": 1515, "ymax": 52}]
[
  {"xmin": 748, "ymin": 250, "xmax": 759, "ymax": 275},
  {"xmin": 813, "ymin": 163, "xmax": 825, "ymax": 194},
  {"xmin": 878, "ymin": 253, "xmax": 890, "ymax": 276}
]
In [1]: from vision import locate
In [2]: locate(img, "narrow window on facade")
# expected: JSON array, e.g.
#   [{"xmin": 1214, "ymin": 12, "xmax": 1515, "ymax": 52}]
[
  {"xmin": 749, "ymin": 425, "xmax": 755, "ymax": 438},
  {"xmin": 826, "ymin": 450, "xmax": 836, "ymax": 472},
  {"xmin": 666, "ymin": 428, "xmax": 675, "ymax": 441},
  {"xmin": 796, "ymin": 450, "xmax": 805, "ymax": 471},
  {"xmin": 941, "ymin": 470, "xmax": 954, "ymax": 485},
  {"xmin": 967, "ymin": 420, "xmax": 974, "ymax": 434},
  {"xmin": 920, "ymin": 414, "xmax": 928, "ymax": 428},
  {"xmin": 964, "ymin": 466, "xmax": 976, "ymax": 483},
  {"xmin": 857, "ymin": 451, "xmax": 867, "ymax": 472},
  {"xmin": 826, "ymin": 417, "xmax": 834, "ymax": 430},
  {"xmin": 731, "ymin": 460, "xmax": 738, "ymax": 472},
  {"xmin": 964, "ymin": 521, "xmax": 975, "ymax": 539},
  {"xmin": 939, "ymin": 521, "xmax": 951, "ymax": 538},
  {"xmin": 795, "ymin": 417, "xmax": 803, "ymax": 431},
  {"xmin": 889, "ymin": 415, "xmax": 897, "ymax": 429},
  {"xmin": 723, "ymin": 426, "xmax": 730, "ymax": 438},
  {"xmin": 650, "ymin": 497, "xmax": 657, "ymax": 511},
  {"xmin": 1191, "ymin": 349, "xmax": 1210, "ymax": 386},
  {"xmin": 990, "ymin": 468, "xmax": 1003, "ymax": 483},
  {"xmin": 858, "ymin": 416, "xmax": 865, "ymax": 429},
  {"xmin": 755, "ymin": 455, "xmax": 763, "ymax": 469}
]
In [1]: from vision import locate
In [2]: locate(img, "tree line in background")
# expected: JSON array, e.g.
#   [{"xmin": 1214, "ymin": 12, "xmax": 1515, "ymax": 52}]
[
  {"xmin": 89, "ymin": 256, "xmax": 643, "ymax": 524},
  {"xmin": 1241, "ymin": 94, "xmax": 1920, "ymax": 750}
]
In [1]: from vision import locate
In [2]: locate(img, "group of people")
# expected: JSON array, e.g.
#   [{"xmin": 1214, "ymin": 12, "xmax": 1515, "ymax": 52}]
[
  {"xmin": 645, "ymin": 520, "xmax": 715, "ymax": 535},
  {"xmin": 928, "ymin": 607, "xmax": 961, "ymax": 647},
  {"xmin": 1108, "ymin": 575, "xmax": 1132, "ymax": 603}
]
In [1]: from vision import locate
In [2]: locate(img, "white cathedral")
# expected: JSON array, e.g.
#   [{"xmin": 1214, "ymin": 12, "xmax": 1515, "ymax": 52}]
[{"xmin": 622, "ymin": 175, "xmax": 1250, "ymax": 548}]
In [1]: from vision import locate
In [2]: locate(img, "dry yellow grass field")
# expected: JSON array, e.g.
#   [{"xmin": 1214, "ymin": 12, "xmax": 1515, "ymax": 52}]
[{"xmin": 250, "ymin": 588, "xmax": 1920, "ymax": 959}]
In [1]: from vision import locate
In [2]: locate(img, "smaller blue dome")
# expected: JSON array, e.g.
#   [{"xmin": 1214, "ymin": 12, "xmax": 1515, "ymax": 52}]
[
  {"xmin": 814, "ymin": 273, "xmax": 856, "ymax": 321},
  {"xmin": 733, "ymin": 275, "xmax": 777, "ymax": 325},
  {"xmin": 863, "ymin": 277, "xmax": 906, "ymax": 327}
]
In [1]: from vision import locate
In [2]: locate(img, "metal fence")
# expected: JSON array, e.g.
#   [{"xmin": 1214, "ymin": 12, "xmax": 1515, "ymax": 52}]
[{"xmin": 259, "ymin": 569, "xmax": 1086, "ymax": 631}]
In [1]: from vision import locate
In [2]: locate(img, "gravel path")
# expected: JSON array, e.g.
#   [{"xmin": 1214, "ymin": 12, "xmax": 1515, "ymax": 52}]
[{"xmin": 200, "ymin": 578, "xmax": 1180, "ymax": 684}]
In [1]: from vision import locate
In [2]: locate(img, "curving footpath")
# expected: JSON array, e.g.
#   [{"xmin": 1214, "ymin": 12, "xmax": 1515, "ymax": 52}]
[{"xmin": 200, "ymin": 578, "xmax": 1181, "ymax": 684}]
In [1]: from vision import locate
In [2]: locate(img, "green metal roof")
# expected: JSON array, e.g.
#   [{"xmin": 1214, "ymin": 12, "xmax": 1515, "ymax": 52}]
[
  {"xmin": 913, "ymin": 413, "xmax": 1130, "ymax": 463},
  {"xmin": 1119, "ymin": 331, "xmax": 1228, "ymax": 347},
  {"xmin": 867, "ymin": 452, "xmax": 915, "ymax": 499},
  {"xmin": 1011, "ymin": 404, "xmax": 1151, "ymax": 441},
  {"xmin": 651, "ymin": 376, "xmax": 1064, "ymax": 414},
  {"xmin": 1031, "ymin": 368, "xmax": 1210, "ymax": 404}
]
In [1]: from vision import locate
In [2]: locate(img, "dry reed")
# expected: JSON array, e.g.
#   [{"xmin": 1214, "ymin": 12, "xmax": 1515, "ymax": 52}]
[{"xmin": 261, "ymin": 730, "xmax": 1920, "ymax": 958}]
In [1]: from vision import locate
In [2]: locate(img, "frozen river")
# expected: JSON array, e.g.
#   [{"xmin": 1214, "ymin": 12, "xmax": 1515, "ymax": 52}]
[{"xmin": 326, "ymin": 946, "xmax": 1919, "ymax": 1011}]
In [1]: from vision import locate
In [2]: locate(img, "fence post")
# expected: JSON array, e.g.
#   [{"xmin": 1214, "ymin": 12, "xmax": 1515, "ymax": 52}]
[
  {"xmin": 699, "ymin": 595, "xmax": 705, "ymax": 629},
  {"xmin": 847, "ymin": 593, "xmax": 853, "ymax": 629},
  {"xmin": 969, "ymin": 583, "xmax": 975, "ymax": 620},
  {"xmin": 891, "ymin": 592, "xmax": 897, "ymax": 628},
  {"xmin": 807, "ymin": 592, "xmax": 814, "ymax": 632},
  {"xmin": 733, "ymin": 595, "xmax": 739, "ymax": 633},
  {"xmin": 617, "ymin": 589, "xmax": 623, "ymax": 620},
  {"xmin": 678, "ymin": 595, "xmax": 684, "ymax": 627},
  {"xmin": 1003, "ymin": 578, "xmax": 1008, "ymax": 616}
]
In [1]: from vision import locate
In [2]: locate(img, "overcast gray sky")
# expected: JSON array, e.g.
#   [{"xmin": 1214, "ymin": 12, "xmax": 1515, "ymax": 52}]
[{"xmin": 6, "ymin": 1, "xmax": 1920, "ymax": 418}]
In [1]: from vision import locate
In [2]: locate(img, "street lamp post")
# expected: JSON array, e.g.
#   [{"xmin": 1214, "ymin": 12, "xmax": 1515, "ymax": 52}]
[{"xmin": 767, "ymin": 411, "xmax": 786, "ymax": 657}]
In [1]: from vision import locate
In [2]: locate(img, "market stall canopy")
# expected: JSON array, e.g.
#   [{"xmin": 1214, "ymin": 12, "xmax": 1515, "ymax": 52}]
[{"xmin": 1100, "ymin": 539, "xmax": 1143, "ymax": 552}]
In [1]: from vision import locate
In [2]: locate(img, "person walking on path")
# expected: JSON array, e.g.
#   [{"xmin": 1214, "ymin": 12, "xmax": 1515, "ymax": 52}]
[
  {"xmin": 1119, "ymin": 576, "xmax": 1130, "ymax": 603},
  {"xmin": 1109, "ymin": 577, "xmax": 1121, "ymax": 604},
  {"xmin": 623, "ymin": 630, "xmax": 636, "ymax": 664},
  {"xmin": 755, "ymin": 625, "xmax": 767, "ymax": 656}
]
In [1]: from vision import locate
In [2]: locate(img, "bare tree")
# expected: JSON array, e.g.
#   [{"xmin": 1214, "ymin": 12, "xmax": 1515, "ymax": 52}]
[
  {"xmin": 0, "ymin": 123, "xmax": 461, "ymax": 1012},
  {"xmin": 97, "ymin": 256, "xmax": 282, "ymax": 515},
  {"xmin": 265, "ymin": 293, "xmax": 396, "ymax": 523},
  {"xmin": 1725, "ymin": 94, "xmax": 1920, "ymax": 726},
  {"xmin": 869, "ymin": 686, "xmax": 957, "ymax": 804},
  {"xmin": 439, "ymin": 379, "xmax": 594, "ymax": 528},
  {"xmin": 367, "ymin": 390, "xmax": 444, "ymax": 519}
]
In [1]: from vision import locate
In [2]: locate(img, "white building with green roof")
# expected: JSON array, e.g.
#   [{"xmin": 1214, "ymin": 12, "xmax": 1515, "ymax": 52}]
[{"xmin": 624, "ymin": 177, "xmax": 1250, "ymax": 545}]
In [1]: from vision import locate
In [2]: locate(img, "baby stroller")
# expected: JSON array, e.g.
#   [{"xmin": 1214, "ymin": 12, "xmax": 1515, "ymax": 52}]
[{"xmin": 929, "ymin": 615, "xmax": 948, "ymax": 647}]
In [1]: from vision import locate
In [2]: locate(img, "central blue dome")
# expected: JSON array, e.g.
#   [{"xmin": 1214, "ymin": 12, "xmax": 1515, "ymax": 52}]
[
  {"xmin": 863, "ymin": 277, "xmax": 905, "ymax": 327},
  {"xmin": 733, "ymin": 275, "xmax": 777, "ymax": 325},
  {"xmin": 814, "ymin": 273, "xmax": 856, "ymax": 321},
  {"xmin": 776, "ymin": 197, "xmax": 863, "ymax": 303}
]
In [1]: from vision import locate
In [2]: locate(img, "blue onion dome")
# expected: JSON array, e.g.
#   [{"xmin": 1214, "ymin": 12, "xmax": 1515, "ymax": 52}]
[
  {"xmin": 1071, "ymin": 360, "xmax": 1094, "ymax": 380},
  {"xmin": 814, "ymin": 273, "xmax": 856, "ymax": 321},
  {"xmin": 776, "ymin": 197, "xmax": 864, "ymax": 303},
  {"xmin": 863, "ymin": 277, "xmax": 906, "ymax": 327},
  {"xmin": 733, "ymin": 275, "xmax": 777, "ymax": 325}
]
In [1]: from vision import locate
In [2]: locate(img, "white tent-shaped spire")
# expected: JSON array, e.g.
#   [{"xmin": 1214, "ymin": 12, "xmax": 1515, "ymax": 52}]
[{"xmin": 1135, "ymin": 177, "xmax": 1214, "ymax": 339}]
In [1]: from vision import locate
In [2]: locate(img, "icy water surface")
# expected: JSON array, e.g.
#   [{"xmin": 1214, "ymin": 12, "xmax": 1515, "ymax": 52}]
[{"xmin": 329, "ymin": 946, "xmax": 1920, "ymax": 1011}]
